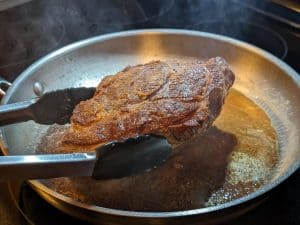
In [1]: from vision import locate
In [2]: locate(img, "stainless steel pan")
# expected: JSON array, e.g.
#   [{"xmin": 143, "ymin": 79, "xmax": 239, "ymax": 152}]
[{"xmin": 0, "ymin": 29, "xmax": 299, "ymax": 225}]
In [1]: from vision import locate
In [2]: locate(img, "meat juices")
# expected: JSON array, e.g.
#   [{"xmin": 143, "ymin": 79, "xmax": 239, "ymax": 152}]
[
  {"xmin": 61, "ymin": 57, "xmax": 235, "ymax": 151},
  {"xmin": 40, "ymin": 90, "xmax": 278, "ymax": 211},
  {"xmin": 37, "ymin": 58, "xmax": 279, "ymax": 211}
]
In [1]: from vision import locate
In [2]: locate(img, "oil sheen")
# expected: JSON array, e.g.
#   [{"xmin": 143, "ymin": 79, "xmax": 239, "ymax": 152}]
[
  {"xmin": 39, "ymin": 89, "xmax": 278, "ymax": 211},
  {"xmin": 206, "ymin": 89, "xmax": 278, "ymax": 206}
]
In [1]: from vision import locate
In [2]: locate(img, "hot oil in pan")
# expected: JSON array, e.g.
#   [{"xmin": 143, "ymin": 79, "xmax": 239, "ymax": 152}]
[
  {"xmin": 37, "ymin": 89, "xmax": 278, "ymax": 211},
  {"xmin": 206, "ymin": 89, "xmax": 278, "ymax": 206}
]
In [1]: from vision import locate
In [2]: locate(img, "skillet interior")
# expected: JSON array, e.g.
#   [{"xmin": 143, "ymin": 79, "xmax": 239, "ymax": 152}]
[{"xmin": 1, "ymin": 30, "xmax": 299, "ymax": 224}]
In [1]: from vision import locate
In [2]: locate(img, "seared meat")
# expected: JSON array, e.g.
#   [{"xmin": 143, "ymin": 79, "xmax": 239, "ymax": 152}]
[{"xmin": 62, "ymin": 57, "xmax": 235, "ymax": 150}]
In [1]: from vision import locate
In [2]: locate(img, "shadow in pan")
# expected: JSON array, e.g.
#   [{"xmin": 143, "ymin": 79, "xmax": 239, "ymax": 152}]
[{"xmin": 43, "ymin": 126, "xmax": 237, "ymax": 212}]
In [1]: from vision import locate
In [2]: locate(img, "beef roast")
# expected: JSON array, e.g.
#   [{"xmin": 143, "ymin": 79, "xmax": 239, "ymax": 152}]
[{"xmin": 61, "ymin": 57, "xmax": 235, "ymax": 150}]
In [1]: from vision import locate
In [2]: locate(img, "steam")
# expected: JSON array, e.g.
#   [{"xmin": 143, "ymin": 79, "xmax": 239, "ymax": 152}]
[
  {"xmin": 0, "ymin": 0, "xmax": 286, "ymax": 80},
  {"xmin": 0, "ymin": 0, "xmax": 175, "ymax": 79},
  {"xmin": 153, "ymin": 0, "xmax": 286, "ymax": 59}
]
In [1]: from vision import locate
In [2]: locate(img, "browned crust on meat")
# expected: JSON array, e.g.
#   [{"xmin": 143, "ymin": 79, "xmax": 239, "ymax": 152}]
[{"xmin": 61, "ymin": 57, "xmax": 235, "ymax": 151}]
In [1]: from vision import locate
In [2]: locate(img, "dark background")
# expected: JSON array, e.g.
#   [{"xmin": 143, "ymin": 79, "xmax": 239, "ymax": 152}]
[{"xmin": 0, "ymin": 0, "xmax": 299, "ymax": 224}]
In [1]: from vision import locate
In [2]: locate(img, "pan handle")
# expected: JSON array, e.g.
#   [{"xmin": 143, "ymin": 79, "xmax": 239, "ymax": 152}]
[{"xmin": 0, "ymin": 76, "xmax": 11, "ymax": 98}]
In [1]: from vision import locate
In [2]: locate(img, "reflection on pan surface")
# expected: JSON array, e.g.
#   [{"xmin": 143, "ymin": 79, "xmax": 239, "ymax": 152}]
[{"xmin": 37, "ymin": 89, "xmax": 278, "ymax": 211}]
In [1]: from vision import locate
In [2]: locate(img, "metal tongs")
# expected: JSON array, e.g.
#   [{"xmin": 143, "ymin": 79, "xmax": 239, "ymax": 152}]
[
  {"xmin": 0, "ymin": 88, "xmax": 172, "ymax": 180},
  {"xmin": 0, "ymin": 87, "xmax": 96, "ymax": 126}
]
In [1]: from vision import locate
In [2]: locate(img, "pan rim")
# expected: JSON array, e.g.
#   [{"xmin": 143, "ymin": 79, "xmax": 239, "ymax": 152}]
[
  {"xmin": 2, "ymin": 29, "xmax": 300, "ymax": 101},
  {"xmin": 1, "ymin": 29, "xmax": 300, "ymax": 218}
]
